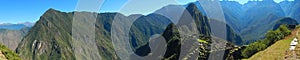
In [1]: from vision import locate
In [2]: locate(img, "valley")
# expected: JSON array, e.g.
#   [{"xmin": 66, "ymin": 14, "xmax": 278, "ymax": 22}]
[{"xmin": 0, "ymin": 0, "xmax": 299, "ymax": 60}]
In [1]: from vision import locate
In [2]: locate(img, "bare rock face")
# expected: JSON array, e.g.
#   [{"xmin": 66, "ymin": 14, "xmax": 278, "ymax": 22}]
[{"xmin": 0, "ymin": 28, "xmax": 29, "ymax": 51}]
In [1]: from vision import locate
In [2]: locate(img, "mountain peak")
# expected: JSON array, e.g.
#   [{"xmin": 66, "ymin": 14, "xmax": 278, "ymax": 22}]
[
  {"xmin": 187, "ymin": 3, "xmax": 197, "ymax": 9},
  {"xmin": 39, "ymin": 8, "xmax": 67, "ymax": 24},
  {"xmin": 186, "ymin": 3, "xmax": 202, "ymax": 15},
  {"xmin": 44, "ymin": 8, "xmax": 61, "ymax": 14}
]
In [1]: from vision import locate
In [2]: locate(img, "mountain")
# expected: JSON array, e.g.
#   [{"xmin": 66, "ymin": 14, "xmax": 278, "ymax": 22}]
[
  {"xmin": 154, "ymin": 1, "xmax": 299, "ymax": 44},
  {"xmin": 16, "ymin": 2, "xmax": 233, "ymax": 59},
  {"xmin": 13, "ymin": 1, "xmax": 300, "ymax": 60},
  {"xmin": 0, "ymin": 22, "xmax": 34, "ymax": 30},
  {"xmin": 15, "ymin": 8, "xmax": 173, "ymax": 60},
  {"xmin": 0, "ymin": 27, "xmax": 29, "ymax": 50},
  {"xmin": 290, "ymin": 1, "xmax": 300, "ymax": 22},
  {"xmin": 272, "ymin": 17, "xmax": 298, "ymax": 30},
  {"xmin": 241, "ymin": 17, "xmax": 298, "ymax": 44},
  {"xmin": 220, "ymin": 1, "xmax": 243, "ymax": 32},
  {"xmin": 18, "ymin": 22, "xmax": 35, "ymax": 27},
  {"xmin": 0, "ymin": 24, "xmax": 26, "ymax": 30},
  {"xmin": 279, "ymin": 1, "xmax": 294, "ymax": 16},
  {"xmin": 185, "ymin": 3, "xmax": 211, "ymax": 36},
  {"xmin": 16, "ymin": 9, "xmax": 77, "ymax": 60},
  {"xmin": 192, "ymin": 1, "xmax": 299, "ymax": 44},
  {"xmin": 134, "ymin": 3, "xmax": 239, "ymax": 60}
]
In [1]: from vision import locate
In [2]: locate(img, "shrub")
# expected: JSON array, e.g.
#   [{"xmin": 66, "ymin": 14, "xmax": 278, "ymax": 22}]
[{"xmin": 241, "ymin": 25, "xmax": 292, "ymax": 58}]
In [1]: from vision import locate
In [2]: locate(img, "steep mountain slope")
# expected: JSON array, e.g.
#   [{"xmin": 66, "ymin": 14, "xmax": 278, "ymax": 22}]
[
  {"xmin": 129, "ymin": 14, "xmax": 171, "ymax": 50},
  {"xmin": 14, "ymin": 1, "xmax": 299, "ymax": 59},
  {"xmin": 161, "ymin": 23, "xmax": 182, "ymax": 60},
  {"xmin": 279, "ymin": 1, "xmax": 294, "ymax": 16},
  {"xmin": 185, "ymin": 3, "xmax": 211, "ymax": 36},
  {"xmin": 186, "ymin": 2, "xmax": 243, "ymax": 45},
  {"xmin": 272, "ymin": 17, "xmax": 298, "ymax": 30},
  {"xmin": 15, "ymin": 8, "xmax": 173, "ymax": 60},
  {"xmin": 220, "ymin": 1, "xmax": 243, "ymax": 32},
  {"xmin": 290, "ymin": 1, "xmax": 300, "ymax": 22},
  {"xmin": 155, "ymin": 1, "xmax": 299, "ymax": 44},
  {"xmin": 0, "ymin": 28, "xmax": 29, "ymax": 50},
  {"xmin": 16, "ymin": 9, "xmax": 76, "ymax": 60},
  {"xmin": 15, "ymin": 2, "xmax": 225, "ymax": 60},
  {"xmin": 135, "ymin": 3, "xmax": 241, "ymax": 60},
  {"xmin": 242, "ymin": 17, "xmax": 298, "ymax": 44},
  {"xmin": 218, "ymin": 1, "xmax": 297, "ymax": 44}
]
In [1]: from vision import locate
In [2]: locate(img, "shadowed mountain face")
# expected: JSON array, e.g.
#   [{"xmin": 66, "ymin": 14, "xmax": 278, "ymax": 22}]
[
  {"xmin": 272, "ymin": 17, "xmax": 298, "ymax": 30},
  {"xmin": 192, "ymin": 1, "xmax": 300, "ymax": 43},
  {"xmin": 16, "ymin": 3, "xmax": 237, "ymax": 60},
  {"xmin": 15, "ymin": 8, "xmax": 173, "ymax": 60},
  {"xmin": 133, "ymin": 3, "xmax": 239, "ymax": 60},
  {"xmin": 185, "ymin": 3, "xmax": 211, "ymax": 36},
  {"xmin": 152, "ymin": 1, "xmax": 300, "ymax": 44},
  {"xmin": 18, "ymin": 2, "xmax": 246, "ymax": 59}
]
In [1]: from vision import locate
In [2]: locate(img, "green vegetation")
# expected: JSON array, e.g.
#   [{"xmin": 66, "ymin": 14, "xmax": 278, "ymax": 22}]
[
  {"xmin": 241, "ymin": 25, "xmax": 292, "ymax": 58},
  {"xmin": 248, "ymin": 37, "xmax": 293, "ymax": 60},
  {"xmin": 198, "ymin": 39, "xmax": 208, "ymax": 44},
  {"xmin": 241, "ymin": 17, "xmax": 298, "ymax": 44},
  {"xmin": 16, "ymin": 8, "xmax": 175, "ymax": 60},
  {"xmin": 0, "ymin": 43, "xmax": 21, "ymax": 60}
]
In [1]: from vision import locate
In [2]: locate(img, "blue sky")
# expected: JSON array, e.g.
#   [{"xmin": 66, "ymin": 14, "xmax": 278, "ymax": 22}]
[{"xmin": 0, "ymin": 0, "xmax": 293, "ymax": 24}]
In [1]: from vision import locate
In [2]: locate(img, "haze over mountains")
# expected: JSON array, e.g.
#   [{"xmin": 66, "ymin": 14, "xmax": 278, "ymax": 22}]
[
  {"xmin": 0, "ymin": 22, "xmax": 33, "ymax": 51},
  {"xmin": 202, "ymin": 0, "xmax": 299, "ymax": 43},
  {"xmin": 14, "ymin": 2, "xmax": 241, "ymax": 59},
  {"xmin": 153, "ymin": 0, "xmax": 299, "ymax": 44},
  {"xmin": 0, "ymin": 0, "xmax": 299, "ymax": 60},
  {"xmin": 0, "ymin": 22, "xmax": 34, "ymax": 30}
]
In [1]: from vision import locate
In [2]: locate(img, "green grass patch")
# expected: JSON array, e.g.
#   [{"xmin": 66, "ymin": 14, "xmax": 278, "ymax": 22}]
[
  {"xmin": 198, "ymin": 39, "xmax": 208, "ymax": 44},
  {"xmin": 246, "ymin": 38, "xmax": 292, "ymax": 60},
  {"xmin": 0, "ymin": 43, "xmax": 21, "ymax": 60}
]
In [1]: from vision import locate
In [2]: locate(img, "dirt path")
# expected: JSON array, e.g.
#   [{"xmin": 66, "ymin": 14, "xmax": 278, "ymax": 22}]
[{"xmin": 285, "ymin": 27, "xmax": 300, "ymax": 60}]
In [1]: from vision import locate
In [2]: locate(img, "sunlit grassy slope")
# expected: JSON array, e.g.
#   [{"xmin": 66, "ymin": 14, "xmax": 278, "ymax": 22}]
[
  {"xmin": 245, "ymin": 26, "xmax": 300, "ymax": 60},
  {"xmin": 246, "ymin": 38, "xmax": 292, "ymax": 60}
]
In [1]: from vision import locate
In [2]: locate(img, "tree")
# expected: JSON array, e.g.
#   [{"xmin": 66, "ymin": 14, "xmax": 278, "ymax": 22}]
[
  {"xmin": 241, "ymin": 25, "xmax": 292, "ymax": 58},
  {"xmin": 278, "ymin": 25, "xmax": 291, "ymax": 36},
  {"xmin": 266, "ymin": 31, "xmax": 277, "ymax": 44}
]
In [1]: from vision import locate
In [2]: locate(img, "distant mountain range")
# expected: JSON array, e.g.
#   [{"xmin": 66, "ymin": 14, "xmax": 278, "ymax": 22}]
[
  {"xmin": 15, "ymin": 2, "xmax": 241, "ymax": 59},
  {"xmin": 194, "ymin": 0, "xmax": 300, "ymax": 44},
  {"xmin": 0, "ymin": 0, "xmax": 298, "ymax": 60},
  {"xmin": 0, "ymin": 24, "xmax": 32, "ymax": 50},
  {"xmin": 0, "ymin": 22, "xmax": 34, "ymax": 30},
  {"xmin": 0, "ymin": 27, "xmax": 29, "ymax": 51}
]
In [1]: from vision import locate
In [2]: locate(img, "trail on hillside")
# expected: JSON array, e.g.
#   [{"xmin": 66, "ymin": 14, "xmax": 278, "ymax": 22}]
[
  {"xmin": 248, "ymin": 26, "xmax": 300, "ymax": 60},
  {"xmin": 285, "ymin": 27, "xmax": 300, "ymax": 60}
]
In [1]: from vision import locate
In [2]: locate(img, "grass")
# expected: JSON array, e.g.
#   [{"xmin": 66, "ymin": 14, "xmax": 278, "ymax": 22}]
[
  {"xmin": 197, "ymin": 39, "xmax": 208, "ymax": 44},
  {"xmin": 245, "ymin": 38, "xmax": 292, "ymax": 60},
  {"xmin": 244, "ymin": 26, "xmax": 300, "ymax": 60},
  {"xmin": 0, "ymin": 43, "xmax": 21, "ymax": 60}
]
